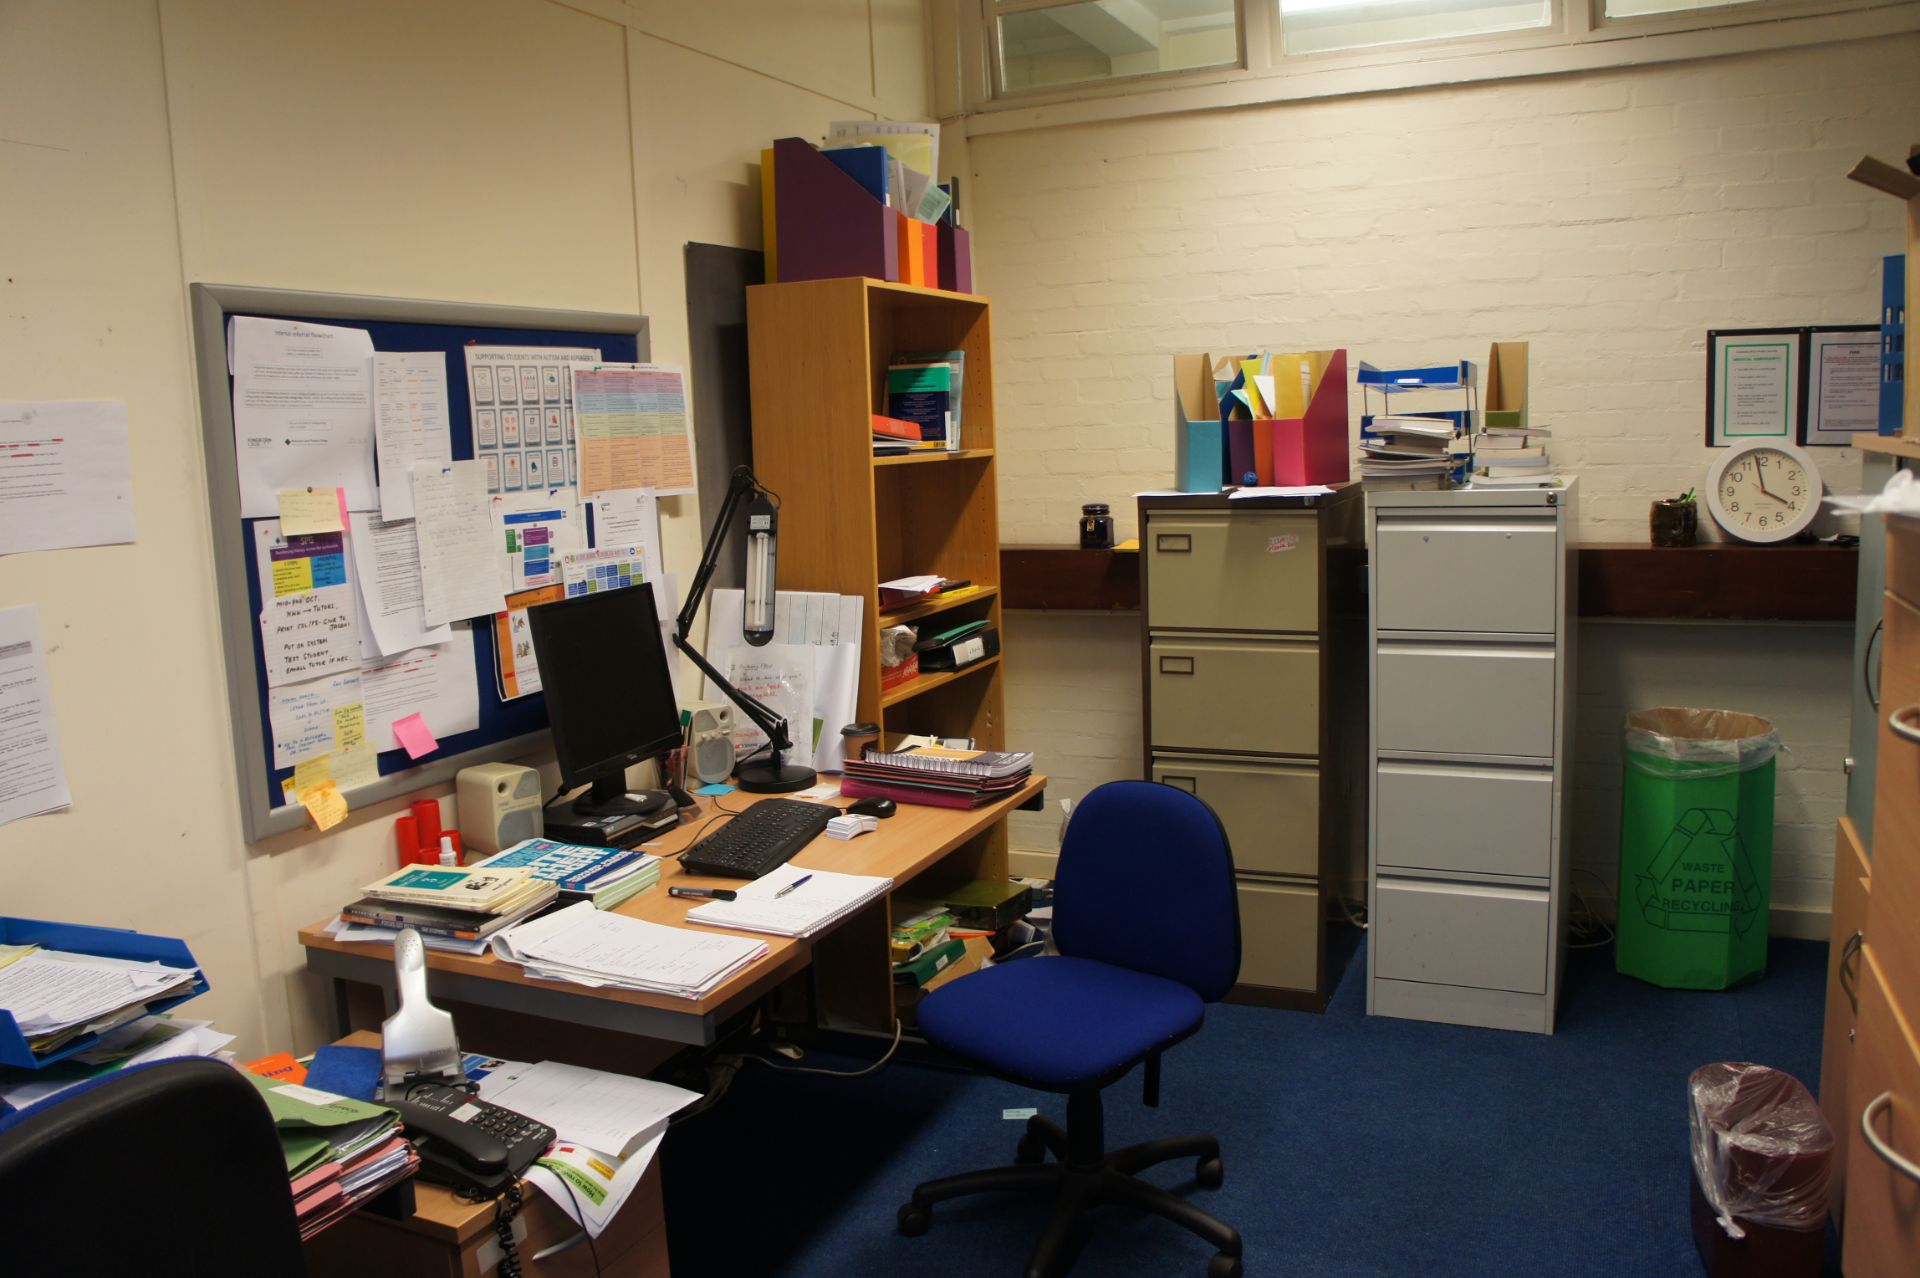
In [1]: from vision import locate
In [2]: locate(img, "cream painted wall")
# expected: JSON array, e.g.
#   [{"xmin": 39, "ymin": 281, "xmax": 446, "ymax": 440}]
[
  {"xmin": 969, "ymin": 36, "xmax": 1916, "ymax": 931},
  {"xmin": 0, "ymin": 0, "xmax": 929, "ymax": 1058}
]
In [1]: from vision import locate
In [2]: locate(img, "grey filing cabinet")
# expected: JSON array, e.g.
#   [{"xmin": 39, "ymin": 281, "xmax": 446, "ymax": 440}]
[
  {"xmin": 1139, "ymin": 488, "xmax": 1369, "ymax": 1012},
  {"xmin": 1365, "ymin": 482, "xmax": 1576, "ymax": 1034}
]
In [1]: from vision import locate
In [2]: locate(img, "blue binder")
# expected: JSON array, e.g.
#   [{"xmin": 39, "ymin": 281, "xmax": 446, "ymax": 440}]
[
  {"xmin": 0, "ymin": 917, "xmax": 208, "ymax": 1070},
  {"xmin": 1882, "ymin": 254, "xmax": 1905, "ymax": 436}
]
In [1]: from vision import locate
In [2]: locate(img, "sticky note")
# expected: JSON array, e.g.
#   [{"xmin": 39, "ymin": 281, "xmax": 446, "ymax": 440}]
[
  {"xmin": 331, "ymin": 745, "xmax": 379, "ymax": 792},
  {"xmin": 278, "ymin": 487, "xmax": 346, "ymax": 535},
  {"xmin": 694, "ymin": 783, "xmax": 735, "ymax": 796},
  {"xmin": 290, "ymin": 754, "xmax": 334, "ymax": 795},
  {"xmin": 333, "ymin": 702, "xmax": 366, "ymax": 754},
  {"xmin": 392, "ymin": 712, "xmax": 438, "ymax": 760},
  {"xmin": 300, "ymin": 780, "xmax": 348, "ymax": 831}
]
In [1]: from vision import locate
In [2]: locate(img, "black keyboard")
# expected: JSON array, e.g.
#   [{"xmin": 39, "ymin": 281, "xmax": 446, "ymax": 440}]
[{"xmin": 680, "ymin": 799, "xmax": 838, "ymax": 879}]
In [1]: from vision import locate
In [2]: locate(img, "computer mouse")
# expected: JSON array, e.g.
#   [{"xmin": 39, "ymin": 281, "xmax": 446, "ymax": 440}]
[{"xmin": 847, "ymin": 797, "xmax": 897, "ymax": 819}]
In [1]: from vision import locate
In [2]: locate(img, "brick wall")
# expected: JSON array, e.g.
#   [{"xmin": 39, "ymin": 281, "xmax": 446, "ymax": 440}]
[{"xmin": 974, "ymin": 36, "xmax": 1914, "ymax": 928}]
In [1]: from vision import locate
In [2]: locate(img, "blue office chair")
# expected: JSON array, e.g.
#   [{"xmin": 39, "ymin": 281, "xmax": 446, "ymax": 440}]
[{"xmin": 898, "ymin": 780, "xmax": 1243, "ymax": 1277}]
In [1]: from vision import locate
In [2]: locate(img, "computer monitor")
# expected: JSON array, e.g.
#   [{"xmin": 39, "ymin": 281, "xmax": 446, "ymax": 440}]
[{"xmin": 526, "ymin": 584, "xmax": 683, "ymax": 819}]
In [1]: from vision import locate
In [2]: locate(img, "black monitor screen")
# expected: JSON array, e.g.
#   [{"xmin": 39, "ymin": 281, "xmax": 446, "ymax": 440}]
[{"xmin": 526, "ymin": 585, "xmax": 683, "ymax": 794}]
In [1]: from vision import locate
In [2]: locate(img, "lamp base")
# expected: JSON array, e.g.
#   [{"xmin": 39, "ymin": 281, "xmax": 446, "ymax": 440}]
[{"xmin": 737, "ymin": 761, "xmax": 818, "ymax": 794}]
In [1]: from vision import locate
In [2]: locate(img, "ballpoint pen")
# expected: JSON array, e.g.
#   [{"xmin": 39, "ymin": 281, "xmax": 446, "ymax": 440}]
[
  {"xmin": 774, "ymin": 874, "xmax": 812, "ymax": 898},
  {"xmin": 669, "ymin": 887, "xmax": 737, "ymax": 901}
]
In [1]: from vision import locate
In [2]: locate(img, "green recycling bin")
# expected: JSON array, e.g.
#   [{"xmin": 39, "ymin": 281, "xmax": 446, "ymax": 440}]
[{"xmin": 1617, "ymin": 707, "xmax": 1782, "ymax": 990}]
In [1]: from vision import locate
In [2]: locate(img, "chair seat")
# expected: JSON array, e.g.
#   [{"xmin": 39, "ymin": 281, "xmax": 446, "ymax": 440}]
[{"xmin": 917, "ymin": 956, "xmax": 1205, "ymax": 1092}]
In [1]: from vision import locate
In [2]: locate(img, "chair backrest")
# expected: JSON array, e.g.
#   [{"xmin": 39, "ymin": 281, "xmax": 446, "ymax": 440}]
[
  {"xmin": 1049, "ymin": 780, "xmax": 1241, "ymax": 1002},
  {"xmin": 0, "ymin": 1057, "xmax": 307, "ymax": 1275}
]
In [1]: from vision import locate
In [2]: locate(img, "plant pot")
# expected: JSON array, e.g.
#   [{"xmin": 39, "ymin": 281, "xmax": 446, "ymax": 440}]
[{"xmin": 1651, "ymin": 500, "xmax": 1698, "ymax": 548}]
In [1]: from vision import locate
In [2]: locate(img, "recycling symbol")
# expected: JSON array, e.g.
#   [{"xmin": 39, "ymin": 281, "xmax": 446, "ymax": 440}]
[{"xmin": 1635, "ymin": 807, "xmax": 1761, "ymax": 935}]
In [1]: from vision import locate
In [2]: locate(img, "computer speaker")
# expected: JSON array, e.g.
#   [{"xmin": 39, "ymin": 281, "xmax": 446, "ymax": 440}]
[
  {"xmin": 685, "ymin": 701, "xmax": 736, "ymax": 785},
  {"xmin": 456, "ymin": 762, "xmax": 545, "ymax": 854}
]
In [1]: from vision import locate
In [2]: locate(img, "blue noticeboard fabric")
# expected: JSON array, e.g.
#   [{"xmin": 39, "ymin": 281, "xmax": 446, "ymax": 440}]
[{"xmin": 230, "ymin": 314, "xmax": 640, "ymax": 809}]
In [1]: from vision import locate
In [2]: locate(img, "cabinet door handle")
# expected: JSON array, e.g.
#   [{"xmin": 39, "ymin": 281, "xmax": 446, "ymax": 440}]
[
  {"xmin": 1160, "ymin": 775, "xmax": 1197, "ymax": 793},
  {"xmin": 1158, "ymin": 655, "xmax": 1195, "ymax": 675},
  {"xmin": 1861, "ymin": 1091, "xmax": 1920, "ymax": 1186},
  {"xmin": 1890, "ymin": 704, "xmax": 1920, "ymax": 746},
  {"xmin": 1866, "ymin": 618, "xmax": 1884, "ymax": 710},
  {"xmin": 1155, "ymin": 533, "xmax": 1192, "ymax": 553},
  {"xmin": 1840, "ymin": 930, "xmax": 1863, "ymax": 1013}
]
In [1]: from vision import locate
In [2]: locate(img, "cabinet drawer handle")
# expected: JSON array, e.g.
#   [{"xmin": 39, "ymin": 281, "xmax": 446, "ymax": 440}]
[
  {"xmin": 1160, "ymin": 775, "xmax": 1197, "ymax": 793},
  {"xmin": 1155, "ymin": 533, "xmax": 1192, "ymax": 553},
  {"xmin": 1861, "ymin": 1091, "xmax": 1920, "ymax": 1186},
  {"xmin": 1890, "ymin": 704, "xmax": 1920, "ymax": 746},
  {"xmin": 1866, "ymin": 618, "xmax": 1884, "ymax": 710},
  {"xmin": 1840, "ymin": 930, "xmax": 1863, "ymax": 1013},
  {"xmin": 1158, "ymin": 655, "xmax": 1195, "ymax": 675}
]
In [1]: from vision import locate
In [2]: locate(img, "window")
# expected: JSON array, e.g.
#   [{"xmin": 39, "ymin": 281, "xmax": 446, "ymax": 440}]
[
  {"xmin": 1279, "ymin": 0, "xmax": 1553, "ymax": 56},
  {"xmin": 1602, "ymin": 0, "xmax": 1755, "ymax": 15},
  {"xmin": 993, "ymin": 0, "xmax": 1240, "ymax": 93}
]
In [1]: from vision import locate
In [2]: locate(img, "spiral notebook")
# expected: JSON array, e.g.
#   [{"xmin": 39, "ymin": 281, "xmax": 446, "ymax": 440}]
[{"xmin": 683, "ymin": 868, "xmax": 893, "ymax": 939}]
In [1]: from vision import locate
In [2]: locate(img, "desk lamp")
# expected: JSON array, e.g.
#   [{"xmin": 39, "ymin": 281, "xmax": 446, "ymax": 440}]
[{"xmin": 674, "ymin": 465, "xmax": 816, "ymax": 794}]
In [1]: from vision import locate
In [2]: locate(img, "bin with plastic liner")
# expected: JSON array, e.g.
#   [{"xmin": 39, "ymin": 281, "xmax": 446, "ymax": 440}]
[{"xmin": 1689, "ymin": 1062, "xmax": 1833, "ymax": 1278}]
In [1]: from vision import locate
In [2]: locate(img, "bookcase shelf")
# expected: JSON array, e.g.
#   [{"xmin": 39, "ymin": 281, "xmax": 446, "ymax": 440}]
[
  {"xmin": 878, "ymin": 584, "xmax": 1000, "ymax": 627},
  {"xmin": 879, "ymin": 655, "xmax": 1002, "ymax": 711},
  {"xmin": 874, "ymin": 447, "xmax": 995, "ymax": 468}
]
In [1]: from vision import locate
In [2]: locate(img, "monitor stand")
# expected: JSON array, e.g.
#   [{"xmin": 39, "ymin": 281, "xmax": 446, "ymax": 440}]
[{"xmin": 543, "ymin": 775, "xmax": 678, "ymax": 849}]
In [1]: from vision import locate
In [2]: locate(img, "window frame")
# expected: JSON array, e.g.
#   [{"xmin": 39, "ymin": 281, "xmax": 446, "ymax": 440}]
[{"xmin": 984, "ymin": 0, "xmax": 1251, "ymax": 102}]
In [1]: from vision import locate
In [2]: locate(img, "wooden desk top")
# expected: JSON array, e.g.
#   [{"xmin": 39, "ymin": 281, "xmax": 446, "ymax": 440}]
[{"xmin": 299, "ymin": 778, "xmax": 1045, "ymax": 1024}]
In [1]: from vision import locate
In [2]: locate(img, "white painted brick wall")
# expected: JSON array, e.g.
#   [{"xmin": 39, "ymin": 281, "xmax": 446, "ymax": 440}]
[{"xmin": 973, "ymin": 37, "xmax": 1912, "ymax": 922}]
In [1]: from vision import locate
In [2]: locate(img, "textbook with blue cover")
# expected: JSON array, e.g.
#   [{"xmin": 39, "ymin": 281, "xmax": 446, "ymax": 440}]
[{"xmin": 474, "ymin": 839, "xmax": 661, "ymax": 908}]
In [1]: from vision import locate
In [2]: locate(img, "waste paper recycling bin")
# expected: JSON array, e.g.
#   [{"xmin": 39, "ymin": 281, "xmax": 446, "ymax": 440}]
[
  {"xmin": 1617, "ymin": 708, "xmax": 1781, "ymax": 989},
  {"xmin": 1688, "ymin": 1062, "xmax": 1832, "ymax": 1278}
]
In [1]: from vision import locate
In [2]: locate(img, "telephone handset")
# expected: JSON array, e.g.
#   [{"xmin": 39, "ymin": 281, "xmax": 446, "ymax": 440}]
[{"xmin": 390, "ymin": 1082, "xmax": 556, "ymax": 1197}]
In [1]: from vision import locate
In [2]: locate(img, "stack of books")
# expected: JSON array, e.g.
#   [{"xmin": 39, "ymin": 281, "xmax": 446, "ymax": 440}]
[
  {"xmin": 472, "ymin": 838, "xmax": 661, "ymax": 910},
  {"xmin": 244, "ymin": 1072, "xmax": 416, "ymax": 1241},
  {"xmin": 1356, "ymin": 415, "xmax": 1464, "ymax": 489},
  {"xmin": 338, "ymin": 864, "xmax": 558, "ymax": 952},
  {"xmin": 872, "ymin": 412, "xmax": 923, "ymax": 454},
  {"xmin": 889, "ymin": 905, "xmax": 963, "ymax": 989},
  {"xmin": 841, "ymin": 744, "xmax": 1034, "ymax": 810},
  {"xmin": 883, "ymin": 350, "xmax": 964, "ymax": 453},
  {"xmin": 1470, "ymin": 423, "xmax": 1556, "ymax": 488}
]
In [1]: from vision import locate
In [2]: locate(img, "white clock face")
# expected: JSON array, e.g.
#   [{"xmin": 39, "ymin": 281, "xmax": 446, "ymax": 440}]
[{"xmin": 1707, "ymin": 442, "xmax": 1822, "ymax": 543}]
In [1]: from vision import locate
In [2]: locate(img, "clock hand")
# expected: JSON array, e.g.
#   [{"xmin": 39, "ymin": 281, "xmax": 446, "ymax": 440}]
[{"xmin": 1752, "ymin": 456, "xmax": 1790, "ymax": 504}]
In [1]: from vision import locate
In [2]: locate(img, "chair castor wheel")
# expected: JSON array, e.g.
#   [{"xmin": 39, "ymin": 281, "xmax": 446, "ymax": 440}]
[
  {"xmin": 897, "ymin": 1202, "xmax": 931, "ymax": 1237},
  {"xmin": 1196, "ymin": 1155, "xmax": 1224, "ymax": 1189},
  {"xmin": 1207, "ymin": 1252, "xmax": 1243, "ymax": 1278},
  {"xmin": 1016, "ymin": 1130, "xmax": 1049, "ymax": 1164}
]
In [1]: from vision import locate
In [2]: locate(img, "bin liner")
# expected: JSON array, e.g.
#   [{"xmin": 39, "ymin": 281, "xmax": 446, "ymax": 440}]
[
  {"xmin": 1688, "ymin": 1063, "xmax": 1833, "ymax": 1241},
  {"xmin": 1617, "ymin": 708, "xmax": 1782, "ymax": 989}
]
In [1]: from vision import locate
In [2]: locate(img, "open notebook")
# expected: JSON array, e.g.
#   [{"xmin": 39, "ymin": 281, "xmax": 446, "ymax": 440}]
[{"xmin": 684, "ymin": 868, "xmax": 893, "ymax": 939}]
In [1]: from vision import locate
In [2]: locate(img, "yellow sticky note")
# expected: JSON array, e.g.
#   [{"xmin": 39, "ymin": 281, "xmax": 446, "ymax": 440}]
[
  {"xmin": 290, "ymin": 754, "xmax": 333, "ymax": 794},
  {"xmin": 271, "ymin": 557, "xmax": 314, "ymax": 596},
  {"xmin": 299, "ymin": 781, "xmax": 348, "ymax": 831},
  {"xmin": 277, "ymin": 487, "xmax": 345, "ymax": 535},
  {"xmin": 333, "ymin": 702, "xmax": 366, "ymax": 755},
  {"xmin": 331, "ymin": 745, "xmax": 379, "ymax": 792}
]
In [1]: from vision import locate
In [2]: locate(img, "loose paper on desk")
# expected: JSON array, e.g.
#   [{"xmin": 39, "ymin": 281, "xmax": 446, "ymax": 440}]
[
  {"xmin": 412, "ymin": 461, "xmax": 509, "ymax": 626},
  {"xmin": 360, "ymin": 637, "xmax": 479, "ymax": 753},
  {"xmin": 463, "ymin": 344, "xmax": 600, "ymax": 497},
  {"xmin": 267, "ymin": 669, "xmax": 366, "ymax": 769},
  {"xmin": 483, "ymin": 1060, "xmax": 699, "ymax": 1160},
  {"xmin": 1228, "ymin": 485, "xmax": 1334, "ymax": 499},
  {"xmin": 569, "ymin": 364, "xmax": 695, "ymax": 497},
  {"xmin": 0, "ymin": 401, "xmax": 136, "ymax": 556},
  {"xmin": 373, "ymin": 351, "xmax": 453, "ymax": 520},
  {"xmin": 229, "ymin": 316, "xmax": 377, "ymax": 517},
  {"xmin": 531, "ymin": 1131, "xmax": 664, "ymax": 1239},
  {"xmin": 347, "ymin": 513, "xmax": 453, "ymax": 657},
  {"xmin": 0, "ymin": 605, "xmax": 71, "ymax": 828},
  {"xmin": 587, "ymin": 487, "xmax": 663, "ymax": 583}
]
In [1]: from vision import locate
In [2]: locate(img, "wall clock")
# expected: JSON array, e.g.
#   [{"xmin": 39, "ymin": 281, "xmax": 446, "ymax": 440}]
[{"xmin": 1705, "ymin": 440, "xmax": 1822, "ymax": 543}]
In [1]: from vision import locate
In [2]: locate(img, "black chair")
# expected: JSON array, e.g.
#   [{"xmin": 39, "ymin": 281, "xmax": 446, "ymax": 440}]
[
  {"xmin": 898, "ymin": 780, "xmax": 1244, "ymax": 1277},
  {"xmin": 0, "ymin": 1057, "xmax": 306, "ymax": 1275}
]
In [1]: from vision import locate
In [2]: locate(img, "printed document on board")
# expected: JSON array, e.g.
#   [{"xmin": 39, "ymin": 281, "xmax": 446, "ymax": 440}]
[
  {"xmin": 0, "ymin": 401, "xmax": 136, "ymax": 555},
  {"xmin": 0, "ymin": 605, "xmax": 71, "ymax": 828},
  {"xmin": 229, "ymin": 316, "xmax": 378, "ymax": 517}
]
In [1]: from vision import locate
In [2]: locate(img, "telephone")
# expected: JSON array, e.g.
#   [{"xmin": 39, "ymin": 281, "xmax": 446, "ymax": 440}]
[{"xmin": 389, "ymin": 1081, "xmax": 556, "ymax": 1197}]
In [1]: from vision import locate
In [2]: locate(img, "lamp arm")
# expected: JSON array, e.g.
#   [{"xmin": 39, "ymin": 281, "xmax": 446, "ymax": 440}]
[
  {"xmin": 672, "ymin": 632, "xmax": 792, "ymax": 755},
  {"xmin": 676, "ymin": 465, "xmax": 760, "ymax": 644}
]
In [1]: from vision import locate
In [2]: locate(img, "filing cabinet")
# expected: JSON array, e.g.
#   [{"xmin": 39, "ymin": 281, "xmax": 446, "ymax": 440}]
[
  {"xmin": 1365, "ymin": 483, "xmax": 1576, "ymax": 1034},
  {"xmin": 1139, "ymin": 489, "xmax": 1369, "ymax": 1011}
]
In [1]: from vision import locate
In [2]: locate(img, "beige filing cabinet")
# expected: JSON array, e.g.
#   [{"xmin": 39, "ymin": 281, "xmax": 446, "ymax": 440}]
[
  {"xmin": 1138, "ymin": 488, "xmax": 1369, "ymax": 1012},
  {"xmin": 1365, "ymin": 483, "xmax": 1576, "ymax": 1034}
]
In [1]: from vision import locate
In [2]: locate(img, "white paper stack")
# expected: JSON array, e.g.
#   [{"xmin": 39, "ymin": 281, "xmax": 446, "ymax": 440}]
[
  {"xmin": 0, "ymin": 1015, "xmax": 237, "ymax": 1112},
  {"xmin": 684, "ymin": 868, "xmax": 893, "ymax": 939},
  {"xmin": 0, "ymin": 949, "xmax": 201, "ymax": 1054},
  {"xmin": 490, "ymin": 901, "xmax": 767, "ymax": 999}
]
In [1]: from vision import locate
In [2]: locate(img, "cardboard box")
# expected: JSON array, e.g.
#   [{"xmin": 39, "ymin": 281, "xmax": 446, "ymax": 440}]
[
  {"xmin": 1174, "ymin": 351, "xmax": 1224, "ymax": 492},
  {"xmin": 1484, "ymin": 341, "xmax": 1529, "ymax": 431},
  {"xmin": 1848, "ymin": 150, "xmax": 1920, "ymax": 439}
]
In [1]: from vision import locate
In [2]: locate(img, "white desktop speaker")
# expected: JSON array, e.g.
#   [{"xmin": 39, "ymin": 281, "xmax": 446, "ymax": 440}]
[
  {"xmin": 457, "ymin": 763, "xmax": 544, "ymax": 854},
  {"xmin": 685, "ymin": 701, "xmax": 736, "ymax": 785}
]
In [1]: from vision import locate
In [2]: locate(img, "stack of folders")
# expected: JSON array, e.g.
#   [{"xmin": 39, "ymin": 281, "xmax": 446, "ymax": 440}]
[
  {"xmin": 0, "ymin": 1014, "xmax": 237, "ymax": 1113},
  {"xmin": 244, "ymin": 1073, "xmax": 417, "ymax": 1241},
  {"xmin": 1357, "ymin": 415, "xmax": 1467, "ymax": 490},
  {"xmin": 491, "ymin": 901, "xmax": 769, "ymax": 1000},
  {"xmin": 337, "ymin": 864, "xmax": 558, "ymax": 956},
  {"xmin": 1470, "ymin": 423, "xmax": 1557, "ymax": 488},
  {"xmin": 841, "ymin": 745, "xmax": 1035, "ymax": 810},
  {"xmin": 683, "ymin": 869, "xmax": 893, "ymax": 940},
  {"xmin": 0, "ymin": 946, "xmax": 203, "ymax": 1059},
  {"xmin": 472, "ymin": 838, "xmax": 661, "ymax": 910}
]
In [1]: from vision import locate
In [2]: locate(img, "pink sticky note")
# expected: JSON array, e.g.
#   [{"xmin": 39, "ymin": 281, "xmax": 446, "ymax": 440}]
[{"xmin": 392, "ymin": 713, "xmax": 438, "ymax": 760}]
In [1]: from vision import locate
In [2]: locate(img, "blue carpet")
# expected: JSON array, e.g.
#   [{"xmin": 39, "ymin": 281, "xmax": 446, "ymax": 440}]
[{"xmin": 662, "ymin": 934, "xmax": 1831, "ymax": 1277}]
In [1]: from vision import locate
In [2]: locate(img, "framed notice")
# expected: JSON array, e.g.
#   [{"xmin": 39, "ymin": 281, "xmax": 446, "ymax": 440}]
[
  {"xmin": 1801, "ymin": 325, "xmax": 1880, "ymax": 447},
  {"xmin": 1707, "ymin": 328, "xmax": 1802, "ymax": 447}
]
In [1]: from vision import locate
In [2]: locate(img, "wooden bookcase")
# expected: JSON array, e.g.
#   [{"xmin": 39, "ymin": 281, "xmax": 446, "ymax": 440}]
[{"xmin": 746, "ymin": 276, "xmax": 1010, "ymax": 1031}]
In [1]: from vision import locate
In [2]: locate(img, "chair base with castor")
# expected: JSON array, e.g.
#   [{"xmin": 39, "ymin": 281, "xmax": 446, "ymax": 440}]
[{"xmin": 898, "ymin": 1071, "xmax": 1242, "ymax": 1278}]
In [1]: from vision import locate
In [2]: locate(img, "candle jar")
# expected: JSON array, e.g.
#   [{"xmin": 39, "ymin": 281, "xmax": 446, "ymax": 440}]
[
  {"xmin": 1650, "ymin": 499, "xmax": 1698, "ymax": 548},
  {"xmin": 1080, "ymin": 503, "xmax": 1114, "ymax": 549}
]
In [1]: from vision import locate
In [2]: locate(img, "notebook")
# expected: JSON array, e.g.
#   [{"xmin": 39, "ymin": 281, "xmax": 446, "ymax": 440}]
[{"xmin": 683, "ymin": 868, "xmax": 894, "ymax": 939}]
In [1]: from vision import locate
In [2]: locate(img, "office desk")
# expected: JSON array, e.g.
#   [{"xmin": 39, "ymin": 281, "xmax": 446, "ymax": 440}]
[{"xmin": 299, "ymin": 779, "xmax": 1044, "ymax": 1046}]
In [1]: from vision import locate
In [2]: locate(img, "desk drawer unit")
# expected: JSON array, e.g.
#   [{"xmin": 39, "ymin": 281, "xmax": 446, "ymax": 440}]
[
  {"xmin": 1236, "ymin": 878, "xmax": 1320, "ymax": 994},
  {"xmin": 1152, "ymin": 755, "xmax": 1319, "ymax": 879},
  {"xmin": 1145, "ymin": 510, "xmax": 1319, "ymax": 632},
  {"xmin": 1149, "ymin": 636, "xmax": 1319, "ymax": 757},
  {"xmin": 1366, "ymin": 484, "xmax": 1574, "ymax": 1035},
  {"xmin": 1842, "ymin": 947, "xmax": 1920, "ymax": 1278}
]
